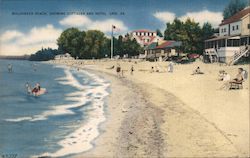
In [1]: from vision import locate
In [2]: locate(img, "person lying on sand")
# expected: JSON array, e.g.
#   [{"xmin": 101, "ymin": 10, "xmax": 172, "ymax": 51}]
[{"xmin": 191, "ymin": 66, "xmax": 204, "ymax": 75}]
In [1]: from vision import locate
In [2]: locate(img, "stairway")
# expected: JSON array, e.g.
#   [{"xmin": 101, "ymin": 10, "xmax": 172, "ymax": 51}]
[
  {"xmin": 208, "ymin": 48, "xmax": 218, "ymax": 63},
  {"xmin": 229, "ymin": 46, "xmax": 249, "ymax": 65},
  {"xmin": 162, "ymin": 56, "xmax": 168, "ymax": 61}
]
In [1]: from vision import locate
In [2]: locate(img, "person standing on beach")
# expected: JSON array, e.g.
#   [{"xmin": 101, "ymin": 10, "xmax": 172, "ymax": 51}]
[
  {"xmin": 130, "ymin": 65, "xmax": 134, "ymax": 75},
  {"xmin": 168, "ymin": 62, "xmax": 173, "ymax": 73},
  {"xmin": 116, "ymin": 64, "xmax": 121, "ymax": 78}
]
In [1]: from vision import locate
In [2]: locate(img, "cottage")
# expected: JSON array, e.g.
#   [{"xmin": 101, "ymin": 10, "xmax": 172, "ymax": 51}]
[
  {"xmin": 204, "ymin": 7, "xmax": 250, "ymax": 65},
  {"xmin": 54, "ymin": 53, "xmax": 74, "ymax": 60},
  {"xmin": 144, "ymin": 40, "xmax": 182, "ymax": 61}
]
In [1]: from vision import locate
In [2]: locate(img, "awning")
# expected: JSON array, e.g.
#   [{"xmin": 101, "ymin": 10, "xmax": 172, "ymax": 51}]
[{"xmin": 228, "ymin": 36, "xmax": 240, "ymax": 39}]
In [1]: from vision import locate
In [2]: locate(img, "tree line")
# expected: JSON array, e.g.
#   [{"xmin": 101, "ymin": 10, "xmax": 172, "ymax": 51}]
[
  {"xmin": 57, "ymin": 28, "xmax": 143, "ymax": 59},
  {"xmin": 29, "ymin": 48, "xmax": 60, "ymax": 61}
]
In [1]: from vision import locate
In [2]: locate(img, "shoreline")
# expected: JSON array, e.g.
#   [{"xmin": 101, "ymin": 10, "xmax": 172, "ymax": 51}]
[
  {"xmin": 50, "ymin": 60, "xmax": 249, "ymax": 157},
  {"xmin": 73, "ymin": 68, "xmax": 165, "ymax": 158}
]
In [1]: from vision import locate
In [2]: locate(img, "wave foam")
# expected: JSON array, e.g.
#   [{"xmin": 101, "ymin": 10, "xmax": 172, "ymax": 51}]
[{"xmin": 30, "ymin": 66, "xmax": 110, "ymax": 157}]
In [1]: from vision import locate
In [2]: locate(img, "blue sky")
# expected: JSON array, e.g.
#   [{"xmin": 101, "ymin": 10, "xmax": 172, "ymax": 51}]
[{"xmin": 0, "ymin": 0, "xmax": 232, "ymax": 55}]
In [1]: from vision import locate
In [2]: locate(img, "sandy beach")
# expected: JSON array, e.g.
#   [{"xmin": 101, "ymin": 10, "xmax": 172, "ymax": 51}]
[{"xmin": 51, "ymin": 59, "xmax": 249, "ymax": 157}]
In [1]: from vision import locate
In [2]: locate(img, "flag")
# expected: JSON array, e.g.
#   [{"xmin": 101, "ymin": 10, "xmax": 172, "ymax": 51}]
[{"xmin": 112, "ymin": 25, "xmax": 120, "ymax": 32}]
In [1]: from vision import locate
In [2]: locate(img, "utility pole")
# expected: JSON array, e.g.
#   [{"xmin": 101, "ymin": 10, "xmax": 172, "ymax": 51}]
[{"xmin": 111, "ymin": 25, "xmax": 115, "ymax": 59}]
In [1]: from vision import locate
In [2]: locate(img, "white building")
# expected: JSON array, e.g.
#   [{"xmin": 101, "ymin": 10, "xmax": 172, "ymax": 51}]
[
  {"xmin": 204, "ymin": 7, "xmax": 250, "ymax": 64},
  {"xmin": 54, "ymin": 53, "xmax": 74, "ymax": 60},
  {"xmin": 130, "ymin": 29, "xmax": 163, "ymax": 47}
]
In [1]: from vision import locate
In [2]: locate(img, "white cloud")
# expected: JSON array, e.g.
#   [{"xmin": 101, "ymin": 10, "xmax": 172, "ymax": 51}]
[
  {"xmin": 153, "ymin": 11, "xmax": 176, "ymax": 23},
  {"xmin": 18, "ymin": 24, "xmax": 62, "ymax": 46},
  {"xmin": 154, "ymin": 10, "xmax": 223, "ymax": 27},
  {"xmin": 179, "ymin": 10, "xmax": 223, "ymax": 27},
  {"xmin": 0, "ymin": 24, "xmax": 62, "ymax": 56},
  {"xmin": 88, "ymin": 19, "xmax": 128, "ymax": 33},
  {"xmin": 59, "ymin": 15, "xmax": 128, "ymax": 33},
  {"xmin": 0, "ymin": 30, "xmax": 23, "ymax": 42},
  {"xmin": 59, "ymin": 15, "xmax": 91, "ymax": 27}
]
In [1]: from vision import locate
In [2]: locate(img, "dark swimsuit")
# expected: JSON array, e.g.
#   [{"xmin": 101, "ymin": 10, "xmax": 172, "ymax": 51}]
[{"xmin": 32, "ymin": 88, "xmax": 39, "ymax": 93}]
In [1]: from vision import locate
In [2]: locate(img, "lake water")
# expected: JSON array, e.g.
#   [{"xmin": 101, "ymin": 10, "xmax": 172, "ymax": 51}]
[{"xmin": 0, "ymin": 59, "xmax": 110, "ymax": 158}]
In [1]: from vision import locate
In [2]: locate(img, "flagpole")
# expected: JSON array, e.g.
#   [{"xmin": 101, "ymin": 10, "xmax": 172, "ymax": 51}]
[{"xmin": 111, "ymin": 25, "xmax": 113, "ymax": 59}]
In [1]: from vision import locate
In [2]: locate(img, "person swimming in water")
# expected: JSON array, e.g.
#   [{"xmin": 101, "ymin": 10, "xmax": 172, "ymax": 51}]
[
  {"xmin": 31, "ymin": 83, "xmax": 41, "ymax": 95},
  {"xmin": 25, "ymin": 82, "xmax": 32, "ymax": 94},
  {"xmin": 8, "ymin": 64, "xmax": 13, "ymax": 73}
]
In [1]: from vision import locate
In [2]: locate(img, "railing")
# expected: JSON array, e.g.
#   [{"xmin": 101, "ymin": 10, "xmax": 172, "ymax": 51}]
[
  {"xmin": 162, "ymin": 56, "xmax": 168, "ymax": 61},
  {"xmin": 229, "ymin": 46, "xmax": 249, "ymax": 65},
  {"xmin": 208, "ymin": 48, "xmax": 218, "ymax": 63}
]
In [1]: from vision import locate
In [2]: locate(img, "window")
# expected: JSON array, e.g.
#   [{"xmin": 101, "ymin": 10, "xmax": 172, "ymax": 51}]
[
  {"xmin": 218, "ymin": 39, "xmax": 226, "ymax": 48},
  {"xmin": 227, "ymin": 39, "xmax": 240, "ymax": 47},
  {"xmin": 224, "ymin": 28, "xmax": 226, "ymax": 32},
  {"xmin": 248, "ymin": 24, "xmax": 250, "ymax": 29},
  {"xmin": 221, "ymin": 28, "xmax": 223, "ymax": 33},
  {"xmin": 236, "ymin": 25, "xmax": 239, "ymax": 30},
  {"xmin": 241, "ymin": 37, "xmax": 248, "ymax": 45},
  {"xmin": 232, "ymin": 26, "xmax": 235, "ymax": 31}
]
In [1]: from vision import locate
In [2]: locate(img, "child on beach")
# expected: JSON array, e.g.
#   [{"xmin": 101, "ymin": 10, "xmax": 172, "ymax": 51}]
[
  {"xmin": 218, "ymin": 70, "xmax": 225, "ymax": 81},
  {"xmin": 150, "ymin": 66, "xmax": 154, "ymax": 73},
  {"xmin": 130, "ymin": 65, "xmax": 134, "ymax": 75},
  {"xmin": 192, "ymin": 66, "xmax": 204, "ymax": 75}
]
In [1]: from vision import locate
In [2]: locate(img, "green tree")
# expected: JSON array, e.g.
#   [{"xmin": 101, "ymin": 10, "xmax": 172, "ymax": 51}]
[
  {"xmin": 163, "ymin": 18, "xmax": 216, "ymax": 54},
  {"xmin": 183, "ymin": 18, "xmax": 202, "ymax": 53},
  {"xmin": 156, "ymin": 29, "xmax": 163, "ymax": 37},
  {"xmin": 200, "ymin": 22, "xmax": 214, "ymax": 52},
  {"xmin": 57, "ymin": 28, "xmax": 85, "ymax": 58},
  {"xmin": 122, "ymin": 38, "xmax": 143, "ymax": 57},
  {"xmin": 164, "ymin": 18, "xmax": 184, "ymax": 41},
  {"xmin": 223, "ymin": 0, "xmax": 247, "ymax": 19},
  {"xmin": 113, "ymin": 35, "xmax": 124, "ymax": 56},
  {"xmin": 102, "ymin": 38, "xmax": 111, "ymax": 58},
  {"xmin": 29, "ymin": 48, "xmax": 59, "ymax": 61},
  {"xmin": 83, "ymin": 30, "xmax": 107, "ymax": 59}
]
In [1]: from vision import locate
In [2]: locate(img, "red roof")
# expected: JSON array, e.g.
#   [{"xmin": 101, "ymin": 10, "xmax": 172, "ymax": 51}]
[
  {"xmin": 156, "ymin": 41, "xmax": 174, "ymax": 49},
  {"xmin": 220, "ymin": 7, "xmax": 250, "ymax": 26},
  {"xmin": 132, "ymin": 29, "xmax": 156, "ymax": 33}
]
